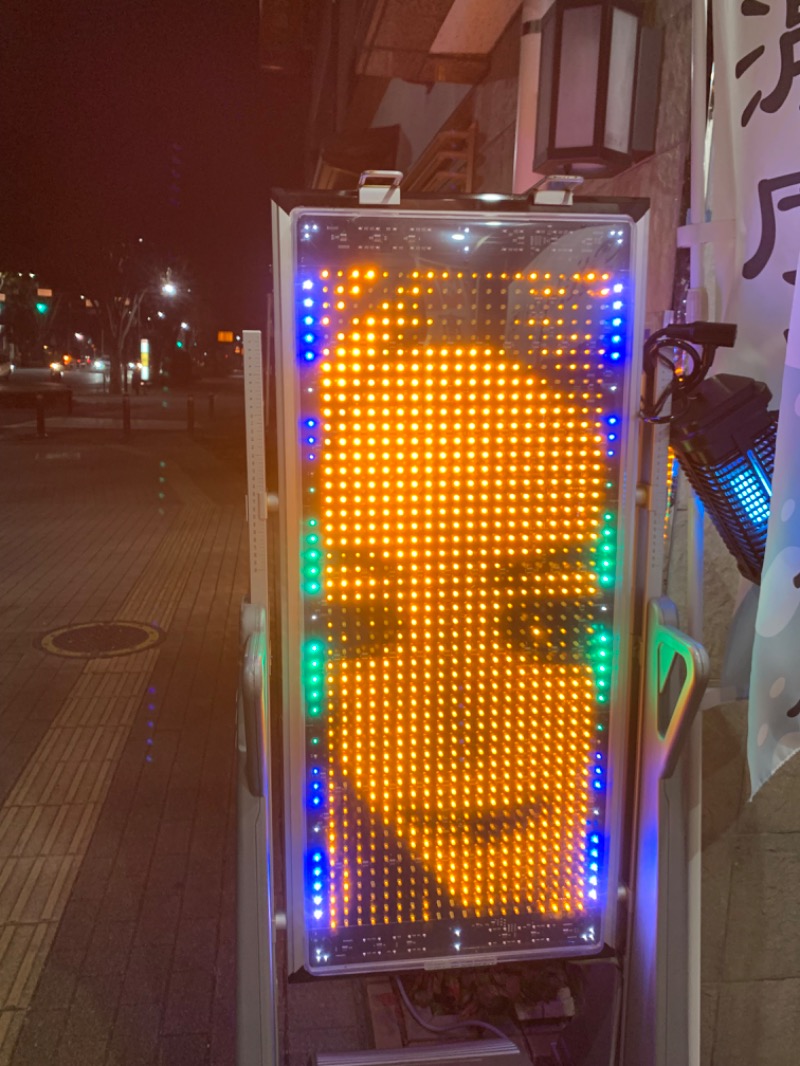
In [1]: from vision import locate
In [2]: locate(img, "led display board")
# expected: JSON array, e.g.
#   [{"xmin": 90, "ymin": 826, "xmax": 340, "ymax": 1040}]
[{"xmin": 273, "ymin": 200, "xmax": 646, "ymax": 974}]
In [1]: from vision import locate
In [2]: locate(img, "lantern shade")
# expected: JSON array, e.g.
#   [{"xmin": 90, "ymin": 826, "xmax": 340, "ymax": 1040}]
[{"xmin": 534, "ymin": 0, "xmax": 659, "ymax": 177}]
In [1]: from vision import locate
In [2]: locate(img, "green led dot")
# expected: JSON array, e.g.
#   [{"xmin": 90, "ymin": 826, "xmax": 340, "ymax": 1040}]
[
  {"xmin": 304, "ymin": 582, "xmax": 321, "ymax": 595},
  {"xmin": 308, "ymin": 519, "xmax": 318, "ymax": 527},
  {"xmin": 306, "ymin": 534, "xmax": 320, "ymax": 545}
]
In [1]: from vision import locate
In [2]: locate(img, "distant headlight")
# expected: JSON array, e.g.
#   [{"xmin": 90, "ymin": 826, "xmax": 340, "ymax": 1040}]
[{"xmin": 50, "ymin": 362, "xmax": 61, "ymax": 372}]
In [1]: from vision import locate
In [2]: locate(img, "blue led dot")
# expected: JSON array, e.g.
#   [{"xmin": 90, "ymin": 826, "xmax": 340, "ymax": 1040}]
[
  {"xmin": 608, "ymin": 416, "xmax": 618, "ymax": 425},
  {"xmin": 307, "ymin": 436, "xmax": 316, "ymax": 445},
  {"xmin": 608, "ymin": 433, "xmax": 617, "ymax": 441},
  {"xmin": 312, "ymin": 797, "xmax": 322, "ymax": 807},
  {"xmin": 613, "ymin": 301, "xmax": 623, "ymax": 310},
  {"xmin": 312, "ymin": 881, "xmax": 322, "ymax": 891},
  {"xmin": 607, "ymin": 449, "xmax": 615, "ymax": 457},
  {"xmin": 303, "ymin": 316, "xmax": 314, "ymax": 326},
  {"xmin": 612, "ymin": 317, "xmax": 622, "ymax": 327},
  {"xmin": 593, "ymin": 781, "xmax": 603, "ymax": 790},
  {"xmin": 305, "ymin": 418, "xmax": 317, "ymax": 427},
  {"xmin": 302, "ymin": 280, "xmax": 313, "ymax": 290},
  {"xmin": 610, "ymin": 351, "xmax": 621, "ymax": 361},
  {"xmin": 312, "ymin": 851, "xmax": 323, "ymax": 862},
  {"xmin": 303, "ymin": 298, "xmax": 314, "ymax": 307},
  {"xmin": 303, "ymin": 333, "xmax": 314, "ymax": 343},
  {"xmin": 612, "ymin": 334, "xmax": 622, "ymax": 343},
  {"xmin": 303, "ymin": 351, "xmax": 315, "ymax": 362}
]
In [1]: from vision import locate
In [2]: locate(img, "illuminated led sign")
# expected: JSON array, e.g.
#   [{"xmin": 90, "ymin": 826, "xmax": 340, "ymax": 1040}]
[{"xmin": 277, "ymin": 208, "xmax": 640, "ymax": 972}]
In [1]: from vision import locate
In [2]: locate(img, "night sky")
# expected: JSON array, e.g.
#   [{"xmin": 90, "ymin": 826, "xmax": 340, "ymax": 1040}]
[{"xmin": 0, "ymin": 0, "xmax": 309, "ymax": 327}]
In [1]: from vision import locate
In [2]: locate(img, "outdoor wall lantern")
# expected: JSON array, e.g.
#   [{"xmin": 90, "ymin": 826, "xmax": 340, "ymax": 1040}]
[{"xmin": 534, "ymin": 0, "xmax": 661, "ymax": 177}]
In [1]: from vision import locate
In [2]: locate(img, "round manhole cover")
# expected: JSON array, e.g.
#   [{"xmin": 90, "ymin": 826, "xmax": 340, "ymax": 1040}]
[{"xmin": 39, "ymin": 621, "xmax": 164, "ymax": 659}]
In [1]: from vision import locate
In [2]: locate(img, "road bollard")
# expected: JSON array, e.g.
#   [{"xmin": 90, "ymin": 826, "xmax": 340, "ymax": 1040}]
[
  {"xmin": 36, "ymin": 394, "xmax": 46, "ymax": 438},
  {"xmin": 208, "ymin": 393, "xmax": 215, "ymax": 419},
  {"xmin": 122, "ymin": 395, "xmax": 131, "ymax": 436},
  {"xmin": 187, "ymin": 395, "xmax": 195, "ymax": 434}
]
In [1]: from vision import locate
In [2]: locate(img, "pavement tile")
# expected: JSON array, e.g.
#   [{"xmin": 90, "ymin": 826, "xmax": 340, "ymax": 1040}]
[
  {"xmin": 52, "ymin": 899, "xmax": 96, "ymax": 958},
  {"xmin": 54, "ymin": 1034, "xmax": 108, "ymax": 1066},
  {"xmin": 107, "ymin": 1000, "xmax": 161, "ymax": 1065},
  {"xmin": 9, "ymin": 1008, "xmax": 68, "ymax": 1065},
  {"xmin": 158, "ymin": 1033, "xmax": 211, "ymax": 1065},
  {"xmin": 135, "ymin": 897, "xmax": 181, "ymax": 947},
  {"xmin": 98, "ymin": 873, "xmax": 145, "ymax": 922},
  {"xmin": 172, "ymin": 918, "xmax": 218, "ymax": 973},
  {"xmin": 163, "ymin": 970, "xmax": 214, "ymax": 1035},
  {"xmin": 29, "ymin": 957, "xmax": 78, "ymax": 1012},
  {"xmin": 153, "ymin": 821, "xmax": 193, "ymax": 858},
  {"xmin": 69, "ymin": 852, "xmax": 112, "ymax": 903},
  {"xmin": 120, "ymin": 942, "xmax": 173, "ymax": 1005},
  {"xmin": 81, "ymin": 921, "xmax": 136, "ymax": 977},
  {"xmin": 713, "ymin": 978, "xmax": 800, "ymax": 1066},
  {"xmin": 142, "ymin": 853, "xmax": 187, "ymax": 901}
]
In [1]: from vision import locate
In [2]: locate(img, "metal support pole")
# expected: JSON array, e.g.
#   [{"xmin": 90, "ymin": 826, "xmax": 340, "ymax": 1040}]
[
  {"xmin": 122, "ymin": 395, "xmax": 131, "ymax": 437},
  {"xmin": 35, "ymin": 394, "xmax": 45, "ymax": 438},
  {"xmin": 187, "ymin": 395, "xmax": 195, "ymax": 434},
  {"xmin": 686, "ymin": 4, "xmax": 708, "ymax": 1064}
]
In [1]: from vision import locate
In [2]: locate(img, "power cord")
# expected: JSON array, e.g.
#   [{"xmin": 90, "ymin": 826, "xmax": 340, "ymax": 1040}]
[
  {"xmin": 640, "ymin": 320, "xmax": 737, "ymax": 424},
  {"xmin": 393, "ymin": 974, "xmax": 510, "ymax": 1043}
]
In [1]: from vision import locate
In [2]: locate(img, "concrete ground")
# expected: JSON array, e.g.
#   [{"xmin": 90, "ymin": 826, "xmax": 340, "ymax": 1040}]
[{"xmin": 0, "ymin": 378, "xmax": 247, "ymax": 1065}]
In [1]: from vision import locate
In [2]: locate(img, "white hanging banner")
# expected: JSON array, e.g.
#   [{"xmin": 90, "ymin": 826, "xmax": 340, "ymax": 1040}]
[
  {"xmin": 748, "ymin": 249, "xmax": 800, "ymax": 794},
  {"xmin": 711, "ymin": 3, "xmax": 800, "ymax": 792},
  {"xmin": 709, "ymin": 1, "xmax": 800, "ymax": 402}
]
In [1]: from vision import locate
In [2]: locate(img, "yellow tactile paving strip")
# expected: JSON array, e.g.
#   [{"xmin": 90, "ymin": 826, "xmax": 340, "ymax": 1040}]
[{"xmin": 0, "ymin": 509, "xmax": 214, "ymax": 1062}]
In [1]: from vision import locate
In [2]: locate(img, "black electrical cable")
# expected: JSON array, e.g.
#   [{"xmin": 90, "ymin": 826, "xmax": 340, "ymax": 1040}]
[{"xmin": 640, "ymin": 321, "xmax": 737, "ymax": 425}]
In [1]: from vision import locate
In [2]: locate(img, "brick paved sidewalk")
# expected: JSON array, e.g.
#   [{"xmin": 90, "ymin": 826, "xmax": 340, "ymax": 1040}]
[{"xmin": 0, "ymin": 379, "xmax": 248, "ymax": 1065}]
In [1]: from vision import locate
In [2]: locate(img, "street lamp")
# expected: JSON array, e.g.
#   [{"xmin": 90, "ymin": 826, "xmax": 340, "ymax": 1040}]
[{"xmin": 161, "ymin": 280, "xmax": 177, "ymax": 297}]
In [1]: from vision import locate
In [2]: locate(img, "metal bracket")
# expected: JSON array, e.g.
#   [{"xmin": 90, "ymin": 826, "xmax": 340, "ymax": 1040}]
[
  {"xmin": 358, "ymin": 170, "xmax": 403, "ymax": 206},
  {"xmin": 645, "ymin": 597, "xmax": 710, "ymax": 780},
  {"xmin": 531, "ymin": 174, "xmax": 584, "ymax": 205}
]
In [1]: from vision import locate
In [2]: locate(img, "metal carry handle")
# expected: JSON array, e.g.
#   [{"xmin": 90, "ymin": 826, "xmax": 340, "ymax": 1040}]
[{"xmin": 645, "ymin": 597, "xmax": 710, "ymax": 780}]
